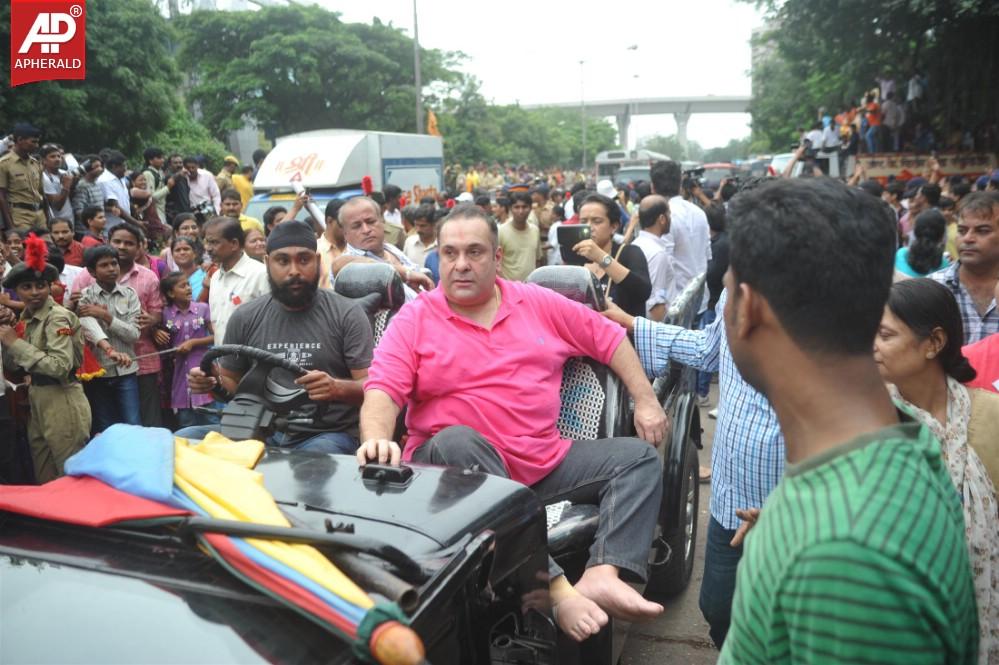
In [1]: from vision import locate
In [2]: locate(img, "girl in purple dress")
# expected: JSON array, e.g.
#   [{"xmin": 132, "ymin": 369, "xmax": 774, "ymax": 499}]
[{"xmin": 154, "ymin": 271, "xmax": 215, "ymax": 427}]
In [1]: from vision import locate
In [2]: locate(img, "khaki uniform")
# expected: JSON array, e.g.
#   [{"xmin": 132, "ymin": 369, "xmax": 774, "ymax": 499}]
[
  {"xmin": 216, "ymin": 170, "xmax": 234, "ymax": 194},
  {"xmin": 0, "ymin": 151, "xmax": 46, "ymax": 231},
  {"xmin": 3, "ymin": 297, "xmax": 91, "ymax": 482}
]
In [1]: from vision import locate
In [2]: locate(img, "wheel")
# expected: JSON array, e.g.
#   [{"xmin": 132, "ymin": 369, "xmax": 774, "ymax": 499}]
[{"xmin": 645, "ymin": 437, "xmax": 699, "ymax": 597}]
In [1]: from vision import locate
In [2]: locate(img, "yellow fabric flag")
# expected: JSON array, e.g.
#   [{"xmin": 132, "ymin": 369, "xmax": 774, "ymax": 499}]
[{"xmin": 426, "ymin": 109, "xmax": 441, "ymax": 137}]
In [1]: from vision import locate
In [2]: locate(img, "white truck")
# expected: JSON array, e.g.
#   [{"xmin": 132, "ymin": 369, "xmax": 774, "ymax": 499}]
[{"xmin": 246, "ymin": 129, "xmax": 444, "ymax": 223}]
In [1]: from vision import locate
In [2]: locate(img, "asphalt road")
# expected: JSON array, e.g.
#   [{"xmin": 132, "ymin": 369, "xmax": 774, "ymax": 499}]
[{"xmin": 619, "ymin": 384, "xmax": 720, "ymax": 665}]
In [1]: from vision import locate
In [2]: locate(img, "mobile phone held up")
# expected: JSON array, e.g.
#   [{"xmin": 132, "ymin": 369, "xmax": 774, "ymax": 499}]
[{"xmin": 557, "ymin": 225, "xmax": 592, "ymax": 266}]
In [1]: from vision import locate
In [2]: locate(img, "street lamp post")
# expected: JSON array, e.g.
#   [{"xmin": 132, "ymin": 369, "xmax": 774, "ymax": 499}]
[
  {"xmin": 579, "ymin": 60, "xmax": 587, "ymax": 173},
  {"xmin": 413, "ymin": 0, "xmax": 423, "ymax": 134}
]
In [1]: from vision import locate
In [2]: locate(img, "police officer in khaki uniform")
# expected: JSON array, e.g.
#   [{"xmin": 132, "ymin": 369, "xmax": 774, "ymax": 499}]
[
  {"xmin": 0, "ymin": 124, "xmax": 48, "ymax": 233},
  {"xmin": 0, "ymin": 241, "xmax": 91, "ymax": 483}
]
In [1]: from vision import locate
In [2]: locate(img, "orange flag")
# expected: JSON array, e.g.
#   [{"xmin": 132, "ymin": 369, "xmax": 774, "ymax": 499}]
[{"xmin": 426, "ymin": 109, "xmax": 441, "ymax": 137}]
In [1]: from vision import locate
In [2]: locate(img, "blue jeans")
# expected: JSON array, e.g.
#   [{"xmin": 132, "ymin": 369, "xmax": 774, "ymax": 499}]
[
  {"xmin": 176, "ymin": 407, "xmax": 220, "ymax": 429},
  {"xmin": 85, "ymin": 374, "xmax": 141, "ymax": 433},
  {"xmin": 696, "ymin": 309, "xmax": 716, "ymax": 397},
  {"xmin": 174, "ymin": 424, "xmax": 358, "ymax": 455},
  {"xmin": 865, "ymin": 125, "xmax": 881, "ymax": 153},
  {"xmin": 698, "ymin": 516, "xmax": 742, "ymax": 649}
]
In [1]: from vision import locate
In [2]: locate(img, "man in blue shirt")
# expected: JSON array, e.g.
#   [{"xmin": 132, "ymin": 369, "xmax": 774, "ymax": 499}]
[{"xmin": 603, "ymin": 288, "xmax": 783, "ymax": 648}]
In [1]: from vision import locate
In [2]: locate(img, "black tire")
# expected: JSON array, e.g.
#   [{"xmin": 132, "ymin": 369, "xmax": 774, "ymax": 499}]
[{"xmin": 645, "ymin": 438, "xmax": 699, "ymax": 598}]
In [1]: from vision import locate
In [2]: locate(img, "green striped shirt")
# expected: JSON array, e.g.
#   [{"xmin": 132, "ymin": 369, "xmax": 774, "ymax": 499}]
[{"xmin": 719, "ymin": 422, "xmax": 978, "ymax": 664}]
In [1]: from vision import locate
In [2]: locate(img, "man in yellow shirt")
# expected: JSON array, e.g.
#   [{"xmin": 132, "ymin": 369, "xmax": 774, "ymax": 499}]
[
  {"xmin": 231, "ymin": 165, "xmax": 254, "ymax": 209},
  {"xmin": 220, "ymin": 187, "xmax": 263, "ymax": 234}
]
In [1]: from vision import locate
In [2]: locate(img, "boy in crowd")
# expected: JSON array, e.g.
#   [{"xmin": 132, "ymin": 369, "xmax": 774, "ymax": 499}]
[{"xmin": 76, "ymin": 245, "xmax": 140, "ymax": 432}]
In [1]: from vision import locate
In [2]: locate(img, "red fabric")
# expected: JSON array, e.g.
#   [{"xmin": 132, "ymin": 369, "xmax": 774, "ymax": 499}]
[
  {"xmin": 964, "ymin": 335, "xmax": 999, "ymax": 393},
  {"xmin": 0, "ymin": 476, "xmax": 188, "ymax": 526},
  {"xmin": 203, "ymin": 533, "xmax": 358, "ymax": 638}
]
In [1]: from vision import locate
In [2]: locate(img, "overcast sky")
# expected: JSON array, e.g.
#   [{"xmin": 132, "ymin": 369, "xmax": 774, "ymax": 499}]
[{"xmin": 306, "ymin": 1, "xmax": 764, "ymax": 149}]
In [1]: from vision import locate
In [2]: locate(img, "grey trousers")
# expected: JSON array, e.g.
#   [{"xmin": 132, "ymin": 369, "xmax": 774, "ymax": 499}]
[{"xmin": 412, "ymin": 425, "xmax": 663, "ymax": 582}]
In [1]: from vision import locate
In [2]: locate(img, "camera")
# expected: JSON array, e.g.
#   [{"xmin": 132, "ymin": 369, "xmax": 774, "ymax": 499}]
[
  {"xmin": 682, "ymin": 166, "xmax": 705, "ymax": 192},
  {"xmin": 191, "ymin": 200, "xmax": 216, "ymax": 224}
]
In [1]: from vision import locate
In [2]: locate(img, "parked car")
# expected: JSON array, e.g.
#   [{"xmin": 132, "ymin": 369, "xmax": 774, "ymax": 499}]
[{"xmin": 0, "ymin": 266, "xmax": 704, "ymax": 665}]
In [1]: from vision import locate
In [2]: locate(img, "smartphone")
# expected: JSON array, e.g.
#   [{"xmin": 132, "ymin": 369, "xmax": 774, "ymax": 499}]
[{"xmin": 557, "ymin": 225, "xmax": 592, "ymax": 266}]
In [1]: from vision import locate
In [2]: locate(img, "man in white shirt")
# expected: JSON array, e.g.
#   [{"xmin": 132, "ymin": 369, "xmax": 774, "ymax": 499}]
[
  {"xmin": 40, "ymin": 144, "xmax": 74, "ymax": 225},
  {"xmin": 332, "ymin": 197, "xmax": 434, "ymax": 301},
  {"xmin": 402, "ymin": 204, "xmax": 437, "ymax": 267},
  {"xmin": 183, "ymin": 156, "xmax": 222, "ymax": 215},
  {"xmin": 97, "ymin": 151, "xmax": 142, "ymax": 232},
  {"xmin": 630, "ymin": 195, "xmax": 674, "ymax": 321},
  {"xmin": 650, "ymin": 161, "xmax": 711, "ymax": 301},
  {"xmin": 382, "ymin": 184, "xmax": 403, "ymax": 227},
  {"xmin": 203, "ymin": 216, "xmax": 269, "ymax": 344}
]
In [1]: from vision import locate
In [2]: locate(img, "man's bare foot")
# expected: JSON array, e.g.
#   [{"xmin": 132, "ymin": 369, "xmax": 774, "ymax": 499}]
[
  {"xmin": 574, "ymin": 565, "xmax": 664, "ymax": 622},
  {"xmin": 553, "ymin": 594, "xmax": 609, "ymax": 642}
]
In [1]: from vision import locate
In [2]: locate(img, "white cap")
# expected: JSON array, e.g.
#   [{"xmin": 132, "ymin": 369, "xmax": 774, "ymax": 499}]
[
  {"xmin": 456, "ymin": 191, "xmax": 474, "ymax": 202},
  {"xmin": 596, "ymin": 179, "xmax": 617, "ymax": 199}
]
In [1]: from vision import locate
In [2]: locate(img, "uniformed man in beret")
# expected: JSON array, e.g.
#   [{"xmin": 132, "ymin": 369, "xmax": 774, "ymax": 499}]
[
  {"xmin": 0, "ymin": 124, "xmax": 48, "ymax": 233},
  {"xmin": 0, "ymin": 239, "xmax": 92, "ymax": 482}
]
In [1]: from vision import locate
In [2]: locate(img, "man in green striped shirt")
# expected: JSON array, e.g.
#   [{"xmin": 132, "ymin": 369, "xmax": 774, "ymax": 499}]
[{"xmin": 718, "ymin": 178, "xmax": 978, "ymax": 664}]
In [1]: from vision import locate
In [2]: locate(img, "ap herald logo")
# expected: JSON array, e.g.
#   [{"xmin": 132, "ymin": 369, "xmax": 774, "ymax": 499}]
[{"xmin": 10, "ymin": 0, "xmax": 86, "ymax": 87}]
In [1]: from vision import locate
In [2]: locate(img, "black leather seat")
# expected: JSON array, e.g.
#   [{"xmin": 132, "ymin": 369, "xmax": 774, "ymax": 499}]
[
  {"xmin": 332, "ymin": 262, "xmax": 405, "ymax": 345},
  {"xmin": 527, "ymin": 267, "xmax": 632, "ymax": 552}
]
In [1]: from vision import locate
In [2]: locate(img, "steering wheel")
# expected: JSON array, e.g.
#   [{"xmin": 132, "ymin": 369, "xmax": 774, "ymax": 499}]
[{"xmin": 200, "ymin": 344, "xmax": 308, "ymax": 402}]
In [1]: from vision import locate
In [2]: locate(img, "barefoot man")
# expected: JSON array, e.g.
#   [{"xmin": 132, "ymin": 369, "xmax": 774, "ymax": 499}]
[{"xmin": 356, "ymin": 203, "xmax": 666, "ymax": 641}]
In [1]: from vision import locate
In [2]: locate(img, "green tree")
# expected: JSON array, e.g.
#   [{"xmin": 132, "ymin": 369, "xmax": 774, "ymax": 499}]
[
  {"xmin": 174, "ymin": 6, "xmax": 460, "ymax": 140},
  {"xmin": 637, "ymin": 134, "xmax": 705, "ymax": 161},
  {"xmin": 0, "ymin": 0, "xmax": 182, "ymax": 155},
  {"xmin": 141, "ymin": 106, "xmax": 228, "ymax": 169},
  {"xmin": 702, "ymin": 137, "xmax": 752, "ymax": 163},
  {"xmin": 745, "ymin": 0, "xmax": 999, "ymax": 152},
  {"xmin": 433, "ymin": 78, "xmax": 616, "ymax": 168}
]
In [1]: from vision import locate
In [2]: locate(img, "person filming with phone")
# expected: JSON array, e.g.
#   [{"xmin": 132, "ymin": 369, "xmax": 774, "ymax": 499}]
[{"xmin": 566, "ymin": 193, "xmax": 650, "ymax": 317}]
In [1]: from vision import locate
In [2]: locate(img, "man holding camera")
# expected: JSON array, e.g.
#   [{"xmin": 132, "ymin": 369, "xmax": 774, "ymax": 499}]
[{"xmin": 0, "ymin": 123, "xmax": 48, "ymax": 233}]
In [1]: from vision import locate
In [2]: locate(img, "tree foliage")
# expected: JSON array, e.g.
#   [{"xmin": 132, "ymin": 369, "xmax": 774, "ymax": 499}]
[
  {"xmin": 637, "ymin": 134, "xmax": 704, "ymax": 161},
  {"xmin": 174, "ymin": 6, "xmax": 461, "ymax": 140},
  {"xmin": 0, "ymin": 0, "xmax": 181, "ymax": 155},
  {"xmin": 746, "ymin": 0, "xmax": 999, "ymax": 151},
  {"xmin": 432, "ymin": 76, "xmax": 617, "ymax": 168}
]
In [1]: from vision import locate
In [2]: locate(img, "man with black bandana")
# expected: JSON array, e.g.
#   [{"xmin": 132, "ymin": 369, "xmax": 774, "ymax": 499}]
[{"xmin": 177, "ymin": 221, "xmax": 374, "ymax": 453}]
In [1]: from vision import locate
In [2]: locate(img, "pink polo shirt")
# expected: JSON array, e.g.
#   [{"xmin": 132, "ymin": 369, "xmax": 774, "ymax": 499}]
[{"xmin": 366, "ymin": 278, "xmax": 627, "ymax": 485}]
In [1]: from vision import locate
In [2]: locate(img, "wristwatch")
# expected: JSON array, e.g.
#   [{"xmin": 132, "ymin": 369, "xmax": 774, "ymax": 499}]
[{"xmin": 600, "ymin": 254, "xmax": 613, "ymax": 268}]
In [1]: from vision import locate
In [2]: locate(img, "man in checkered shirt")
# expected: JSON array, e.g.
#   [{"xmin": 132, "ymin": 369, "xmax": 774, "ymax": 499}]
[
  {"xmin": 928, "ymin": 191, "xmax": 999, "ymax": 344},
  {"xmin": 603, "ymin": 288, "xmax": 783, "ymax": 649}
]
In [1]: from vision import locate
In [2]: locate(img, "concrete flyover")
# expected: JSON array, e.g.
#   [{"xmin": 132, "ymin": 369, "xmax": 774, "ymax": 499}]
[{"xmin": 521, "ymin": 95, "xmax": 751, "ymax": 152}]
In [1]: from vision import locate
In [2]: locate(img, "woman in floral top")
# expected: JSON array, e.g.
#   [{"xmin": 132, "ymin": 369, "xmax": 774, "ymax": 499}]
[
  {"xmin": 155, "ymin": 271, "xmax": 215, "ymax": 428},
  {"xmin": 874, "ymin": 278, "xmax": 998, "ymax": 665}
]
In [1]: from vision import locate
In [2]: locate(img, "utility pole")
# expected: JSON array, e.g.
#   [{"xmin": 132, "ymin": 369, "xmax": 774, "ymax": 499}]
[
  {"xmin": 413, "ymin": 0, "xmax": 423, "ymax": 134},
  {"xmin": 579, "ymin": 60, "xmax": 587, "ymax": 172}
]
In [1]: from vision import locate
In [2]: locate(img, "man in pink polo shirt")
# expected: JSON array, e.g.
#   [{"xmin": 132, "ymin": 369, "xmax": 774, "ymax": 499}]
[{"xmin": 357, "ymin": 204, "xmax": 667, "ymax": 642}]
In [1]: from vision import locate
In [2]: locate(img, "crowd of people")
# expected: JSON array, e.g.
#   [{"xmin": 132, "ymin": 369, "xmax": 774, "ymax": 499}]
[{"xmin": 1, "ymin": 116, "xmax": 998, "ymax": 662}]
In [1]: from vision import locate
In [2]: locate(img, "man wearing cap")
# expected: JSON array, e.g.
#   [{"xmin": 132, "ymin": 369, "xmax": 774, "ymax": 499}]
[
  {"xmin": 180, "ymin": 221, "xmax": 374, "ymax": 454},
  {"xmin": 0, "ymin": 124, "xmax": 48, "ymax": 233},
  {"xmin": 216, "ymin": 155, "xmax": 239, "ymax": 194},
  {"xmin": 0, "ymin": 241, "xmax": 91, "ymax": 482}
]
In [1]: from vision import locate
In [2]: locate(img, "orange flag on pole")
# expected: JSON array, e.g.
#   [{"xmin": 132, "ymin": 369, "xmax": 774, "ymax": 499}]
[{"xmin": 426, "ymin": 109, "xmax": 441, "ymax": 137}]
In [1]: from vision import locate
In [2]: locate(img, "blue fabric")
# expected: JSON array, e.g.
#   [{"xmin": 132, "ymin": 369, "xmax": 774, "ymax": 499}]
[
  {"xmin": 696, "ymin": 308, "xmax": 717, "ymax": 397},
  {"xmin": 65, "ymin": 424, "xmax": 175, "ymax": 502},
  {"xmin": 424, "ymin": 249, "xmax": 440, "ymax": 284},
  {"xmin": 894, "ymin": 247, "xmax": 947, "ymax": 278},
  {"xmin": 633, "ymin": 290, "xmax": 785, "ymax": 530}
]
